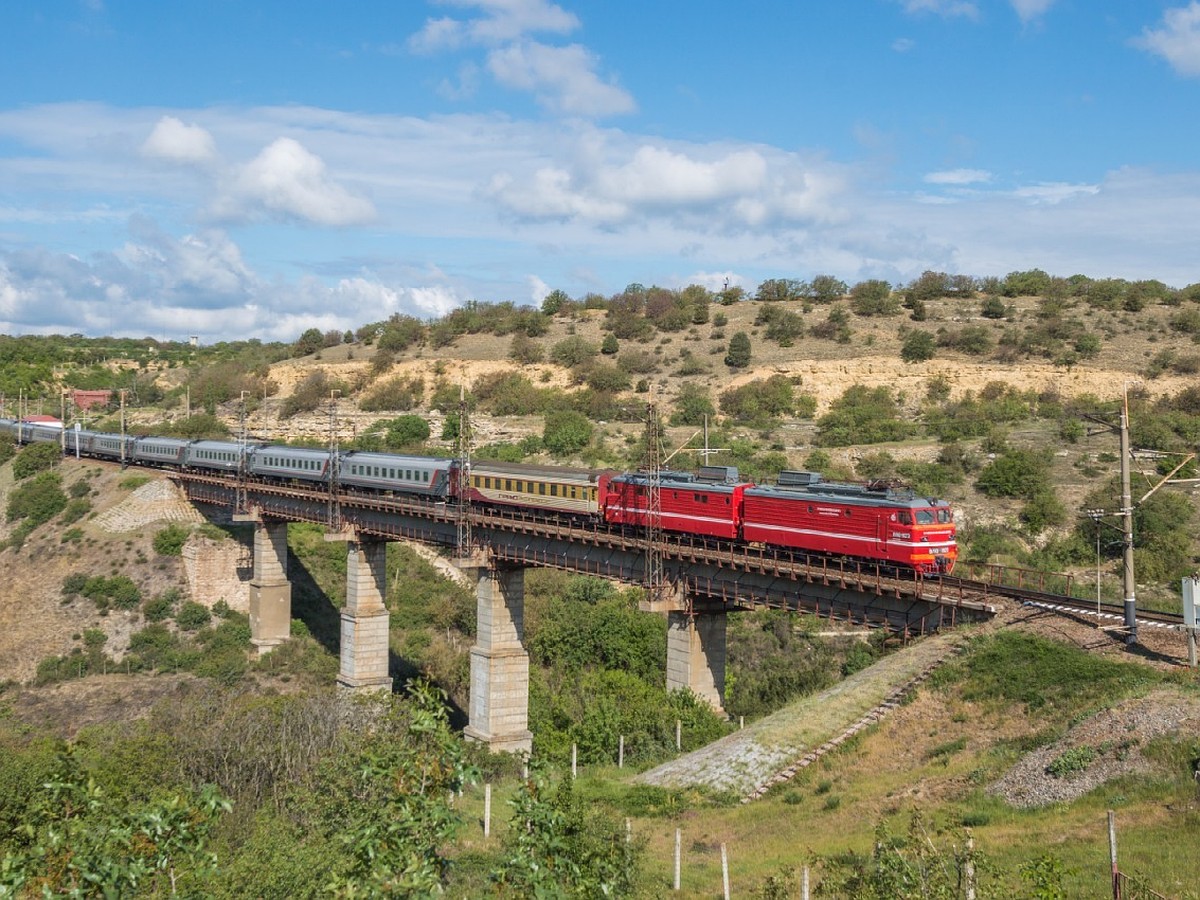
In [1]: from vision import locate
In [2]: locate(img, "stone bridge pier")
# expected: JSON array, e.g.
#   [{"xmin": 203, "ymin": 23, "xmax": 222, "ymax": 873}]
[
  {"xmin": 331, "ymin": 532, "xmax": 394, "ymax": 693},
  {"xmin": 461, "ymin": 559, "xmax": 533, "ymax": 754},
  {"xmin": 236, "ymin": 513, "xmax": 292, "ymax": 655},
  {"xmin": 666, "ymin": 609, "xmax": 727, "ymax": 715}
]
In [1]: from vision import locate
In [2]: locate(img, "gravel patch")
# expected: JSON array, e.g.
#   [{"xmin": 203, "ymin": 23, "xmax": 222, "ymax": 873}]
[{"xmin": 988, "ymin": 690, "xmax": 1200, "ymax": 808}]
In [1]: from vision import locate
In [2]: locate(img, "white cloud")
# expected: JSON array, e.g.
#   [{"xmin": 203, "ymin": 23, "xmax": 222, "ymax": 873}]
[
  {"xmin": 1010, "ymin": 0, "xmax": 1056, "ymax": 23},
  {"xmin": 527, "ymin": 274, "xmax": 550, "ymax": 304},
  {"xmin": 898, "ymin": 0, "xmax": 979, "ymax": 20},
  {"xmin": 141, "ymin": 116, "xmax": 218, "ymax": 166},
  {"xmin": 1133, "ymin": 3, "xmax": 1200, "ymax": 77},
  {"xmin": 892, "ymin": 38, "xmax": 915, "ymax": 53},
  {"xmin": 409, "ymin": 283, "xmax": 464, "ymax": 317},
  {"xmin": 409, "ymin": 0, "xmax": 579, "ymax": 52},
  {"xmin": 216, "ymin": 138, "xmax": 376, "ymax": 226},
  {"xmin": 487, "ymin": 41, "xmax": 635, "ymax": 116},
  {"xmin": 487, "ymin": 138, "xmax": 845, "ymax": 229},
  {"xmin": 924, "ymin": 168, "xmax": 992, "ymax": 185},
  {"xmin": 1011, "ymin": 181, "xmax": 1100, "ymax": 204}
]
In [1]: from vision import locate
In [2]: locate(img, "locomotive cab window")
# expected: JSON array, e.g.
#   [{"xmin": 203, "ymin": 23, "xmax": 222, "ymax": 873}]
[
  {"xmin": 898, "ymin": 512, "xmax": 912, "ymax": 525},
  {"xmin": 937, "ymin": 509, "xmax": 951, "ymax": 524},
  {"xmin": 916, "ymin": 510, "xmax": 935, "ymax": 524}
]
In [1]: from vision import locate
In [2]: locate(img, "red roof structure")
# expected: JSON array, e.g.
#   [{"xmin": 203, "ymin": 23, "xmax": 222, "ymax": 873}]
[{"xmin": 72, "ymin": 390, "xmax": 113, "ymax": 411}]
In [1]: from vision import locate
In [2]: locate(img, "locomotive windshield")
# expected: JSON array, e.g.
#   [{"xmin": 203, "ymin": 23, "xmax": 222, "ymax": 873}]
[
  {"xmin": 915, "ymin": 510, "xmax": 935, "ymax": 524},
  {"xmin": 937, "ymin": 509, "xmax": 952, "ymax": 524}
]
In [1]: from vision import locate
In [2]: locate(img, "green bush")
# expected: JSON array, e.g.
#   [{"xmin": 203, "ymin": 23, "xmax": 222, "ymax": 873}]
[
  {"xmin": 153, "ymin": 523, "xmax": 191, "ymax": 556},
  {"xmin": 81, "ymin": 575, "xmax": 142, "ymax": 611},
  {"xmin": 12, "ymin": 442, "xmax": 62, "ymax": 480},
  {"xmin": 719, "ymin": 376, "xmax": 796, "ymax": 427},
  {"xmin": 669, "ymin": 383, "xmax": 715, "ymax": 426},
  {"xmin": 177, "ymin": 601, "xmax": 213, "ymax": 632},
  {"xmin": 975, "ymin": 448, "xmax": 1052, "ymax": 499},
  {"xmin": 816, "ymin": 385, "xmax": 911, "ymax": 446},
  {"xmin": 724, "ymin": 332, "xmax": 752, "ymax": 368},
  {"xmin": 900, "ymin": 330, "xmax": 936, "ymax": 362},
  {"xmin": 1046, "ymin": 745, "xmax": 1096, "ymax": 778},
  {"xmin": 543, "ymin": 410, "xmax": 593, "ymax": 457},
  {"xmin": 59, "ymin": 498, "xmax": 91, "ymax": 525},
  {"xmin": 550, "ymin": 336, "xmax": 598, "ymax": 368},
  {"xmin": 6, "ymin": 471, "xmax": 67, "ymax": 528},
  {"xmin": 358, "ymin": 375, "xmax": 424, "ymax": 412},
  {"xmin": 62, "ymin": 573, "xmax": 88, "ymax": 596}
]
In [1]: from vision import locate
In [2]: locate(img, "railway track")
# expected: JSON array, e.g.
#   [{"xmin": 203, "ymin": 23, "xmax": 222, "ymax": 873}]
[{"xmin": 946, "ymin": 575, "xmax": 1187, "ymax": 630}]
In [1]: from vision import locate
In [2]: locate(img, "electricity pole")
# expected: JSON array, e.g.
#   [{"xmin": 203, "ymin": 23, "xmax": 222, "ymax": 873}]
[{"xmin": 1118, "ymin": 386, "xmax": 1138, "ymax": 646}]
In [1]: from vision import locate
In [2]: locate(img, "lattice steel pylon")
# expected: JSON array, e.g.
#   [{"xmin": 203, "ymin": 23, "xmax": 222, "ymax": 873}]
[
  {"xmin": 643, "ymin": 394, "xmax": 666, "ymax": 603},
  {"xmin": 455, "ymin": 382, "xmax": 473, "ymax": 556}
]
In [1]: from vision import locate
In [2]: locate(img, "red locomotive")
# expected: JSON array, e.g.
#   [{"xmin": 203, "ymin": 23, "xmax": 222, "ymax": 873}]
[{"xmin": 742, "ymin": 471, "xmax": 956, "ymax": 574}]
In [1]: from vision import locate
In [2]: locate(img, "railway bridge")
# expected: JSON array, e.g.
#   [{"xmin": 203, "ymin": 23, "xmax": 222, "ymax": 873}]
[{"xmin": 175, "ymin": 471, "xmax": 996, "ymax": 753}]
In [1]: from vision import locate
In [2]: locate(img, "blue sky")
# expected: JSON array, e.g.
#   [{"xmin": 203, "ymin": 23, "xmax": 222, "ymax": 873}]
[{"xmin": 1, "ymin": 0, "xmax": 1199, "ymax": 343}]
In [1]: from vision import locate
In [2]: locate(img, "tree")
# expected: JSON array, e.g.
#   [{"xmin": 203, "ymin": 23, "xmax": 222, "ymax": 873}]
[
  {"xmin": 849, "ymin": 280, "xmax": 899, "ymax": 316},
  {"xmin": 725, "ymin": 332, "xmax": 752, "ymax": 369},
  {"xmin": 541, "ymin": 288, "xmax": 570, "ymax": 315},
  {"xmin": 670, "ymin": 383, "xmax": 716, "ymax": 426},
  {"xmin": 817, "ymin": 385, "xmax": 911, "ymax": 446},
  {"xmin": 716, "ymin": 284, "xmax": 747, "ymax": 305},
  {"xmin": 543, "ymin": 409, "xmax": 593, "ymax": 456},
  {"xmin": 326, "ymin": 683, "xmax": 474, "ymax": 897},
  {"xmin": 384, "ymin": 414, "xmax": 432, "ymax": 449},
  {"xmin": 901, "ymin": 330, "xmax": 937, "ymax": 362},
  {"xmin": 509, "ymin": 332, "xmax": 544, "ymax": 365},
  {"xmin": 12, "ymin": 441, "xmax": 62, "ymax": 480},
  {"xmin": 1, "ymin": 752, "xmax": 229, "ymax": 898},
  {"xmin": 293, "ymin": 327, "xmax": 324, "ymax": 357},
  {"xmin": 494, "ymin": 762, "xmax": 640, "ymax": 897},
  {"xmin": 978, "ymin": 295, "xmax": 1006, "ymax": 319},
  {"xmin": 550, "ymin": 336, "xmax": 598, "ymax": 368},
  {"xmin": 755, "ymin": 278, "xmax": 806, "ymax": 302},
  {"xmin": 808, "ymin": 274, "xmax": 848, "ymax": 303}
]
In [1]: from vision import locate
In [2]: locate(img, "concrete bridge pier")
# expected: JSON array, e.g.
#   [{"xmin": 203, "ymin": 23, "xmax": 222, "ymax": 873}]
[
  {"xmin": 244, "ymin": 518, "xmax": 292, "ymax": 655},
  {"xmin": 332, "ymin": 533, "xmax": 394, "ymax": 693},
  {"xmin": 463, "ymin": 561, "xmax": 533, "ymax": 754},
  {"xmin": 666, "ymin": 609, "xmax": 727, "ymax": 715}
]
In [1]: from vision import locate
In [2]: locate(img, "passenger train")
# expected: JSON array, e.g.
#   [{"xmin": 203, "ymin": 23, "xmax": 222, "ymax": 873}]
[{"xmin": 0, "ymin": 417, "xmax": 956, "ymax": 573}]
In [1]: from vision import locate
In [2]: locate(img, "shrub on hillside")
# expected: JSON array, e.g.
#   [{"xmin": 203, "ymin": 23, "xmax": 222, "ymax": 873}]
[
  {"xmin": 543, "ymin": 410, "xmax": 593, "ymax": 456},
  {"xmin": 901, "ymin": 330, "xmax": 936, "ymax": 362},
  {"xmin": 12, "ymin": 442, "xmax": 62, "ymax": 480},
  {"xmin": 359, "ymin": 375, "xmax": 424, "ymax": 412},
  {"xmin": 550, "ymin": 336, "xmax": 598, "ymax": 368},
  {"xmin": 816, "ymin": 385, "xmax": 911, "ymax": 446},
  {"xmin": 719, "ymin": 376, "xmax": 797, "ymax": 427},
  {"xmin": 724, "ymin": 332, "xmax": 752, "ymax": 368},
  {"xmin": 154, "ymin": 523, "xmax": 191, "ymax": 556},
  {"xmin": 6, "ymin": 471, "xmax": 67, "ymax": 528},
  {"xmin": 669, "ymin": 383, "xmax": 716, "ymax": 427},
  {"xmin": 177, "ymin": 601, "xmax": 213, "ymax": 632}
]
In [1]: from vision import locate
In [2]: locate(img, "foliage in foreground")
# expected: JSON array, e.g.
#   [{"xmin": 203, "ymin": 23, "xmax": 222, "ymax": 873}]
[
  {"xmin": 0, "ymin": 751, "xmax": 230, "ymax": 899},
  {"xmin": 493, "ymin": 762, "xmax": 641, "ymax": 897}
]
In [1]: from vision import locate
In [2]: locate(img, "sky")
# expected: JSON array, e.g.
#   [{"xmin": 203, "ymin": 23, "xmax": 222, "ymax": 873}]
[{"xmin": 1, "ymin": 0, "xmax": 1199, "ymax": 344}]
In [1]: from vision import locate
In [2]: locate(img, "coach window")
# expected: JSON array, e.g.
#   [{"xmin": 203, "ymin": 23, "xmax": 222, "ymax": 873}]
[
  {"xmin": 539, "ymin": 483, "xmax": 546, "ymax": 495},
  {"xmin": 550, "ymin": 484, "xmax": 559, "ymax": 497}
]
